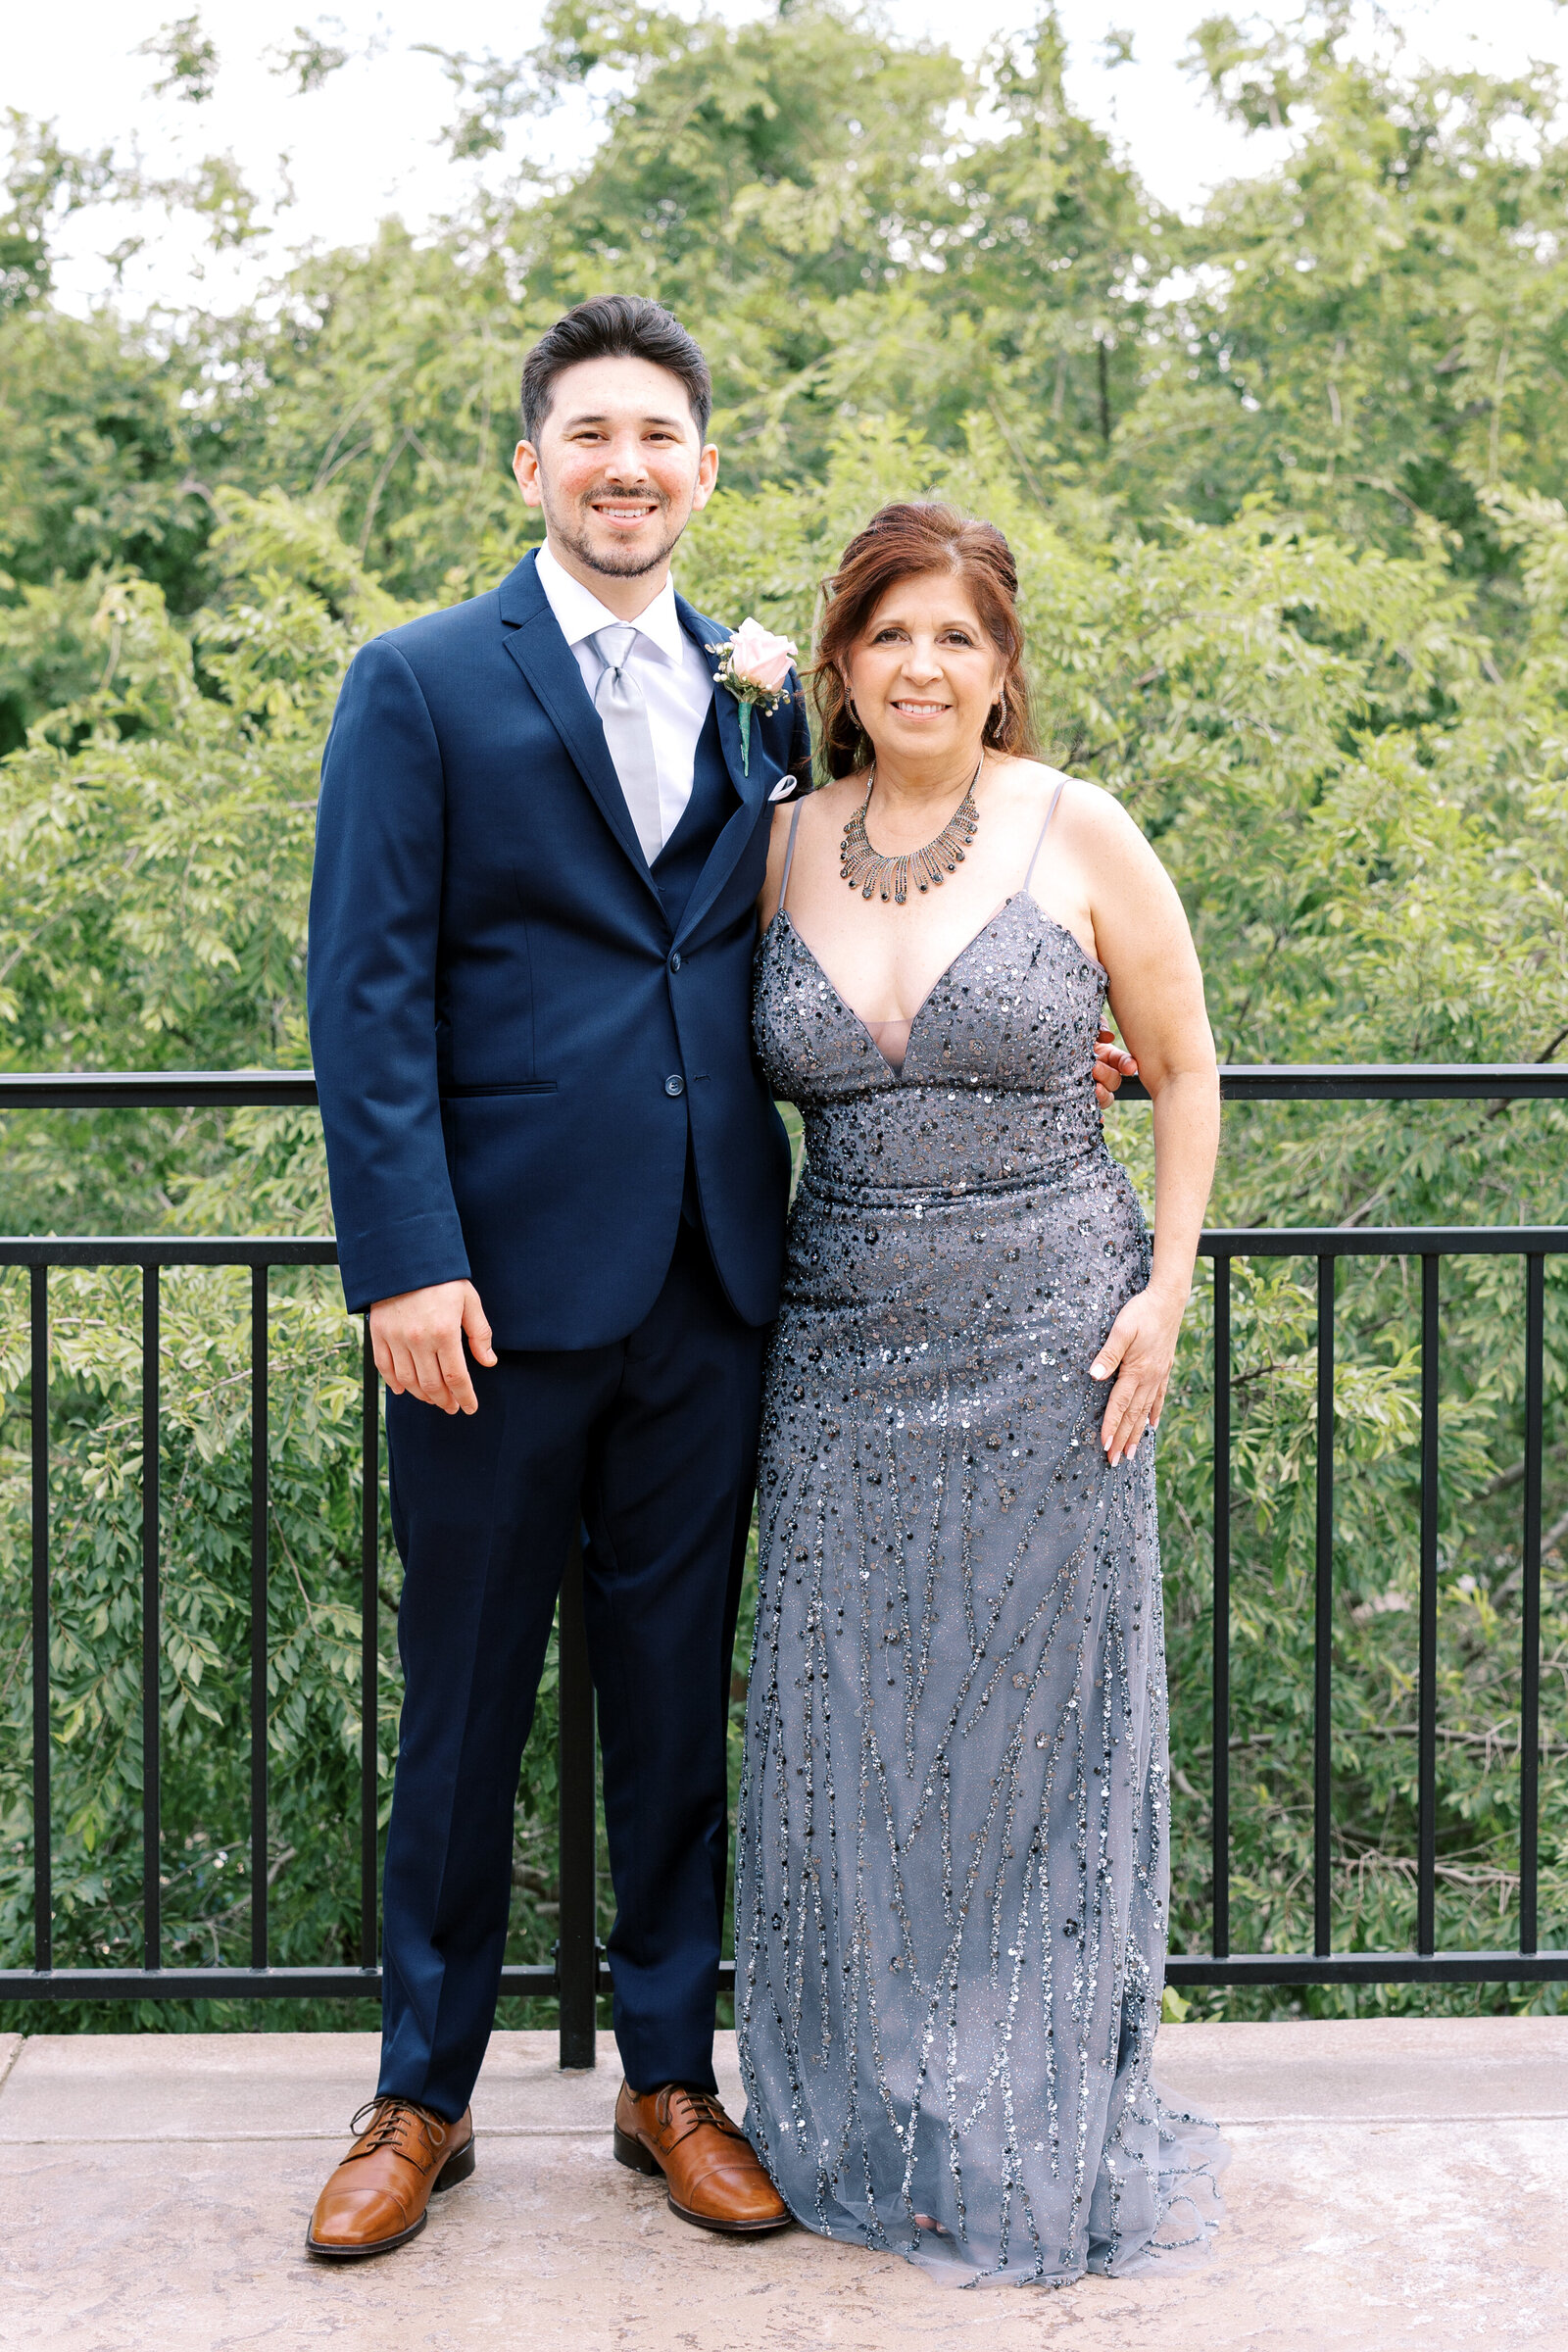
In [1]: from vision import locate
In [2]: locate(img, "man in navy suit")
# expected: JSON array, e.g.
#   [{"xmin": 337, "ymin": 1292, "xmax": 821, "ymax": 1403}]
[{"xmin": 305, "ymin": 297, "xmax": 808, "ymax": 2256}]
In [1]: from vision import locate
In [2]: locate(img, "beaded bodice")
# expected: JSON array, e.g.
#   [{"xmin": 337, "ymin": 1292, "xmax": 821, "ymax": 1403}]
[{"xmin": 753, "ymin": 892, "xmax": 1112, "ymax": 1201}]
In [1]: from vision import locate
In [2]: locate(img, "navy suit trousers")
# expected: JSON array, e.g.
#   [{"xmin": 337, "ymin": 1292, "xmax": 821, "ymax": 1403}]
[{"xmin": 376, "ymin": 1224, "xmax": 766, "ymax": 2119}]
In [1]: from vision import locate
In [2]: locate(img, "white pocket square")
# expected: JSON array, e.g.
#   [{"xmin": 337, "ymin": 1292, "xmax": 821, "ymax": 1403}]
[{"xmin": 768, "ymin": 775, "xmax": 799, "ymax": 803}]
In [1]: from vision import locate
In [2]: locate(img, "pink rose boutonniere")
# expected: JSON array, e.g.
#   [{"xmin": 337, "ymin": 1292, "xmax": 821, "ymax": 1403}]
[{"xmin": 707, "ymin": 616, "xmax": 800, "ymax": 776}]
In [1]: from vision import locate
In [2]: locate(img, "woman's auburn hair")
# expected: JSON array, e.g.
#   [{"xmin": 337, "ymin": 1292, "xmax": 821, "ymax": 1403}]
[{"xmin": 809, "ymin": 501, "xmax": 1039, "ymax": 780}]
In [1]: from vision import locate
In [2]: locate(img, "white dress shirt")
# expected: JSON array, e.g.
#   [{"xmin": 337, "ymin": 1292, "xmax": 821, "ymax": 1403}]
[{"xmin": 535, "ymin": 538, "xmax": 716, "ymax": 853}]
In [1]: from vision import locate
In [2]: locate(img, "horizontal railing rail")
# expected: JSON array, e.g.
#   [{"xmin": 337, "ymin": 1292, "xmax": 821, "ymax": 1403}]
[
  {"xmin": 2, "ymin": 1060, "xmax": 1566, "ymax": 1109},
  {"xmin": 0, "ymin": 1072, "xmax": 322, "ymax": 1109},
  {"xmin": 2, "ymin": 1067, "xmax": 1564, "ymax": 2059}
]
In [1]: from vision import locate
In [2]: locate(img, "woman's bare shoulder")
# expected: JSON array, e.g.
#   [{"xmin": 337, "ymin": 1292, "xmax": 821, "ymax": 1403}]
[
  {"xmin": 768, "ymin": 773, "xmax": 858, "ymax": 839},
  {"xmin": 761, "ymin": 775, "xmax": 862, "ymax": 921},
  {"xmin": 808, "ymin": 770, "xmax": 865, "ymax": 813},
  {"xmin": 984, "ymin": 758, "xmax": 1118, "ymax": 835},
  {"xmin": 1020, "ymin": 765, "xmax": 1144, "ymax": 849}
]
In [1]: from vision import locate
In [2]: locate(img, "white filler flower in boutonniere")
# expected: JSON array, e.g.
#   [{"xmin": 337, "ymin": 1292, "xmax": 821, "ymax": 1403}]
[{"xmin": 707, "ymin": 617, "xmax": 800, "ymax": 776}]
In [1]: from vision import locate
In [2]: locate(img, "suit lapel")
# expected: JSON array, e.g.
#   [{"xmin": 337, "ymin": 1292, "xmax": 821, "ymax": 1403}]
[
  {"xmin": 496, "ymin": 553, "xmax": 662, "ymax": 903},
  {"xmin": 672, "ymin": 595, "xmax": 774, "ymax": 947}
]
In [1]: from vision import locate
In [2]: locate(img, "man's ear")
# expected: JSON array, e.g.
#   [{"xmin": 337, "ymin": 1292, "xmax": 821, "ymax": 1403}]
[
  {"xmin": 690, "ymin": 441, "xmax": 720, "ymax": 513},
  {"xmin": 514, "ymin": 441, "xmax": 543, "ymax": 508}
]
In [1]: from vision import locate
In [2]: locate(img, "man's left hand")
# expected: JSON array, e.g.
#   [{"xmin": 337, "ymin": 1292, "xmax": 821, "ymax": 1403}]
[{"xmin": 1094, "ymin": 1022, "xmax": 1138, "ymax": 1110}]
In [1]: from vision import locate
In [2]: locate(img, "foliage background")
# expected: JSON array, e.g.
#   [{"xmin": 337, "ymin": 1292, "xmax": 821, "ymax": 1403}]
[{"xmin": 0, "ymin": 1, "xmax": 1563, "ymax": 2032}]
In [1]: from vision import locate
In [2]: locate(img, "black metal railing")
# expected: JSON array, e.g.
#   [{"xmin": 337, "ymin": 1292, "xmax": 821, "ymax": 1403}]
[
  {"xmin": 1176, "ymin": 1222, "xmax": 1563, "ymax": 1988},
  {"xmin": 7, "ymin": 1235, "xmax": 567, "ymax": 2015},
  {"xmin": 2, "ymin": 1066, "xmax": 1565, "ymax": 2067}
]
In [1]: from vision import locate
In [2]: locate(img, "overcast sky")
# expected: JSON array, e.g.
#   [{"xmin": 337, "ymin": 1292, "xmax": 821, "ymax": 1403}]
[{"xmin": 10, "ymin": 0, "xmax": 1568, "ymax": 318}]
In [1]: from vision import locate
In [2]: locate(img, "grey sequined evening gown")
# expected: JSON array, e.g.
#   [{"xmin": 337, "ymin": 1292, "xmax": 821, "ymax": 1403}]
[{"xmin": 735, "ymin": 789, "xmax": 1224, "ymax": 2287}]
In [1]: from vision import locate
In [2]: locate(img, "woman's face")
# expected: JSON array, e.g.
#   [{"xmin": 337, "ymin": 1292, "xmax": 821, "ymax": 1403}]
[{"xmin": 844, "ymin": 569, "xmax": 1004, "ymax": 773}]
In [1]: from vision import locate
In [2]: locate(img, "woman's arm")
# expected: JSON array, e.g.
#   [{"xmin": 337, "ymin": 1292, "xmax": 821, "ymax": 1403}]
[
  {"xmin": 756, "ymin": 675, "xmax": 815, "ymax": 925},
  {"xmin": 757, "ymin": 799, "xmax": 801, "ymax": 928},
  {"xmin": 1066, "ymin": 784, "xmax": 1220, "ymax": 1466}
]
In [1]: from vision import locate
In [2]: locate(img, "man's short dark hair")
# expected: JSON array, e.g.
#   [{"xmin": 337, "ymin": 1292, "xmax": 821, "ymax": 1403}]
[{"xmin": 520, "ymin": 295, "xmax": 712, "ymax": 445}]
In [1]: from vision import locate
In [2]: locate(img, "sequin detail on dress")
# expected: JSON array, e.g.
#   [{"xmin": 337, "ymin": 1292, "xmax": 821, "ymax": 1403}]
[{"xmin": 736, "ymin": 892, "xmax": 1226, "ymax": 2287}]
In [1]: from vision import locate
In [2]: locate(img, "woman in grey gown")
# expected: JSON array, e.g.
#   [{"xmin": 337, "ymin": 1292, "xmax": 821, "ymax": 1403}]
[{"xmin": 735, "ymin": 502, "xmax": 1224, "ymax": 2286}]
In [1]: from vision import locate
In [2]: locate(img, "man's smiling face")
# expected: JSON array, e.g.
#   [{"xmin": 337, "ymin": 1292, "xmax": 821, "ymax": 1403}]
[{"xmin": 513, "ymin": 355, "xmax": 718, "ymax": 584}]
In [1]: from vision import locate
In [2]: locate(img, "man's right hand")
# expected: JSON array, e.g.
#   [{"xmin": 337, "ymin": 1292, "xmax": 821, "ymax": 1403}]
[{"xmin": 369, "ymin": 1280, "xmax": 497, "ymax": 1415}]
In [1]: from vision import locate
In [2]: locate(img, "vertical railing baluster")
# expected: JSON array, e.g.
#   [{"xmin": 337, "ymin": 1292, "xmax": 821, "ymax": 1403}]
[
  {"xmin": 1417, "ymin": 1253, "xmax": 1440, "ymax": 1958},
  {"xmin": 361, "ymin": 1321, "xmax": 379, "ymax": 1972},
  {"xmin": 30, "ymin": 1265, "xmax": 50, "ymax": 1976},
  {"xmin": 558, "ymin": 1527, "xmax": 598, "ymax": 2068},
  {"xmin": 1520, "ymin": 1252, "xmax": 1544, "ymax": 1957},
  {"xmin": 1314, "ymin": 1253, "xmax": 1335, "ymax": 1958},
  {"xmin": 250, "ymin": 1265, "xmax": 270, "ymax": 1972},
  {"xmin": 1212, "ymin": 1253, "xmax": 1231, "ymax": 1961},
  {"xmin": 142, "ymin": 1263, "xmax": 161, "ymax": 1972}
]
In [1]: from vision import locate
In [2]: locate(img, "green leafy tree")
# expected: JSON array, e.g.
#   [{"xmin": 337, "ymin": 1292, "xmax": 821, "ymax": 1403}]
[{"xmin": 1121, "ymin": 10, "xmax": 1568, "ymax": 608}]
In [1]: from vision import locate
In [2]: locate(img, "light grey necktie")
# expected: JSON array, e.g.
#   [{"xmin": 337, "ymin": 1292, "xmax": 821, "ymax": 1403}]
[{"xmin": 590, "ymin": 625, "xmax": 663, "ymax": 866}]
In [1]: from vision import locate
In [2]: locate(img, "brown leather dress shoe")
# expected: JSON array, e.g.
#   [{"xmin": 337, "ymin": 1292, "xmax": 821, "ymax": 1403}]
[
  {"xmin": 306, "ymin": 2095, "xmax": 475, "ymax": 2260},
  {"xmin": 613, "ymin": 2081, "xmax": 790, "ymax": 2234}
]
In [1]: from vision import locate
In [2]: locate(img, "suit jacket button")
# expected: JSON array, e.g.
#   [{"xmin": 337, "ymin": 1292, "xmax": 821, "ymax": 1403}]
[
  {"xmin": 668, "ymin": 951, "xmax": 682, "ymax": 973},
  {"xmin": 664, "ymin": 1074, "xmax": 685, "ymax": 1097}
]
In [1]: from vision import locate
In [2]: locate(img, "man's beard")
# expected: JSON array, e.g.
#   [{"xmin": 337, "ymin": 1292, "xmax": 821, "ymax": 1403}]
[{"xmin": 551, "ymin": 488, "xmax": 684, "ymax": 580}]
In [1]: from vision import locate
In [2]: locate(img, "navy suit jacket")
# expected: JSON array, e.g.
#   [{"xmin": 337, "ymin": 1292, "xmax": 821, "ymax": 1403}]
[{"xmin": 307, "ymin": 549, "xmax": 810, "ymax": 1348}]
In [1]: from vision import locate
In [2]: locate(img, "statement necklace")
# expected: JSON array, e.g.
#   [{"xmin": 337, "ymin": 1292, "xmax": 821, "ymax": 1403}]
[{"xmin": 840, "ymin": 758, "xmax": 983, "ymax": 906}]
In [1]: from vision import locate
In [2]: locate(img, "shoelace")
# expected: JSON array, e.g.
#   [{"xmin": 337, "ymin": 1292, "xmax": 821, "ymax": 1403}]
[
  {"xmin": 343, "ymin": 2094, "xmax": 449, "ymax": 2168},
  {"xmin": 654, "ymin": 2085, "xmax": 748, "ymax": 2144}
]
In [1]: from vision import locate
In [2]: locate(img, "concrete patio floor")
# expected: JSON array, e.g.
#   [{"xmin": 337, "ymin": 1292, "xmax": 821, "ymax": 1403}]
[{"xmin": 0, "ymin": 2016, "xmax": 1564, "ymax": 2351}]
